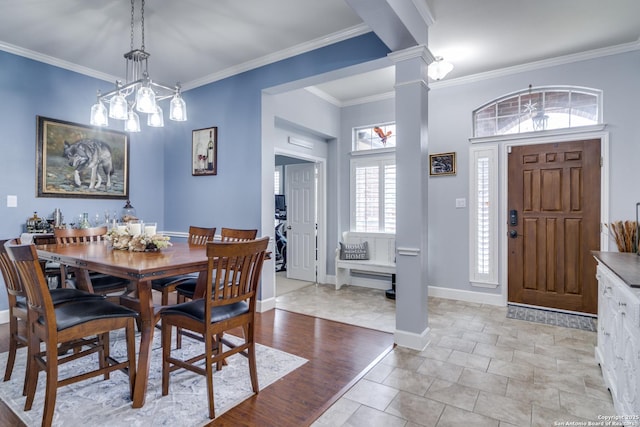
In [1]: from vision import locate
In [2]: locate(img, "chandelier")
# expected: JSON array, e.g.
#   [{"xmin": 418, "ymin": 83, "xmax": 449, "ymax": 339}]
[
  {"xmin": 428, "ymin": 57, "xmax": 454, "ymax": 81},
  {"xmin": 90, "ymin": 0, "xmax": 187, "ymax": 132}
]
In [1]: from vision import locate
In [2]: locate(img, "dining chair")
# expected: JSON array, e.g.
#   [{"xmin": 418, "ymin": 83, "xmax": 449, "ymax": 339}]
[
  {"xmin": 53, "ymin": 226, "xmax": 131, "ymax": 298},
  {"xmin": 5, "ymin": 240, "xmax": 139, "ymax": 427},
  {"xmin": 0, "ymin": 239, "xmax": 105, "ymax": 385},
  {"xmin": 160, "ymin": 237, "xmax": 269, "ymax": 420},
  {"xmin": 173, "ymin": 228, "xmax": 258, "ymax": 348},
  {"xmin": 151, "ymin": 226, "xmax": 216, "ymax": 306},
  {"xmin": 174, "ymin": 228, "xmax": 257, "ymax": 301}
]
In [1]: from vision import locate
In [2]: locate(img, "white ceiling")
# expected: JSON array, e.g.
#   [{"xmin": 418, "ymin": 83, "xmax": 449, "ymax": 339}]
[{"xmin": 1, "ymin": 0, "xmax": 639, "ymax": 104}]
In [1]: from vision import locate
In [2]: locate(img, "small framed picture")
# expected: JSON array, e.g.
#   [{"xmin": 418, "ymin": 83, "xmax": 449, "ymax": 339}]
[
  {"xmin": 429, "ymin": 152, "xmax": 456, "ymax": 176},
  {"xmin": 192, "ymin": 127, "xmax": 217, "ymax": 176}
]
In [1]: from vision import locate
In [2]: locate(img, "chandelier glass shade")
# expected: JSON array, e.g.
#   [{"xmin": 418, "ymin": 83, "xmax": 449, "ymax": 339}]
[
  {"xmin": 428, "ymin": 56, "xmax": 454, "ymax": 81},
  {"xmin": 90, "ymin": 0, "xmax": 187, "ymax": 131}
]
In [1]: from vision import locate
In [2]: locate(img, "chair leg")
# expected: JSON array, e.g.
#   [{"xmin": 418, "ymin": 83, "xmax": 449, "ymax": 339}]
[
  {"xmin": 42, "ymin": 340, "xmax": 59, "ymax": 427},
  {"xmin": 161, "ymin": 288, "xmax": 169, "ymax": 306},
  {"xmin": 161, "ymin": 320, "xmax": 172, "ymax": 396},
  {"xmin": 246, "ymin": 324, "xmax": 259, "ymax": 394},
  {"xmin": 3, "ymin": 317, "xmax": 18, "ymax": 382},
  {"xmin": 205, "ymin": 331, "xmax": 215, "ymax": 420},
  {"xmin": 24, "ymin": 333, "xmax": 40, "ymax": 411},
  {"xmin": 100, "ymin": 332, "xmax": 111, "ymax": 380},
  {"xmin": 125, "ymin": 319, "xmax": 136, "ymax": 399}
]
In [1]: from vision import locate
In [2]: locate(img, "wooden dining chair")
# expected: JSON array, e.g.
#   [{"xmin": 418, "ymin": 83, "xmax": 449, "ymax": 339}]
[
  {"xmin": 53, "ymin": 226, "xmax": 131, "ymax": 298},
  {"xmin": 0, "ymin": 239, "xmax": 104, "ymax": 385},
  {"xmin": 160, "ymin": 237, "xmax": 269, "ymax": 420},
  {"xmin": 173, "ymin": 228, "xmax": 258, "ymax": 348},
  {"xmin": 174, "ymin": 228, "xmax": 258, "ymax": 301},
  {"xmin": 5, "ymin": 240, "xmax": 139, "ymax": 427},
  {"xmin": 151, "ymin": 226, "xmax": 215, "ymax": 306}
]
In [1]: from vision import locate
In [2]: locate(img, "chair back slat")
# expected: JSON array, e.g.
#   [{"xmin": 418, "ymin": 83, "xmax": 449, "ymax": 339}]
[
  {"xmin": 220, "ymin": 228, "xmax": 257, "ymax": 243},
  {"xmin": 54, "ymin": 226, "xmax": 108, "ymax": 244},
  {"xmin": 205, "ymin": 237, "xmax": 268, "ymax": 309},
  {"xmin": 0, "ymin": 239, "xmax": 25, "ymax": 298},
  {"xmin": 5, "ymin": 241, "xmax": 55, "ymax": 323},
  {"xmin": 188, "ymin": 226, "xmax": 216, "ymax": 246}
]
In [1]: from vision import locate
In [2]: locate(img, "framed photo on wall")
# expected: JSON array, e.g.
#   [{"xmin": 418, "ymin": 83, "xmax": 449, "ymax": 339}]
[
  {"xmin": 192, "ymin": 126, "xmax": 217, "ymax": 176},
  {"xmin": 36, "ymin": 116, "xmax": 129, "ymax": 199},
  {"xmin": 429, "ymin": 152, "xmax": 456, "ymax": 176}
]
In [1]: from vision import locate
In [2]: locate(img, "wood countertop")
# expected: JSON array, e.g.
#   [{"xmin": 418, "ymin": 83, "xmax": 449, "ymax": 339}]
[{"xmin": 592, "ymin": 251, "xmax": 640, "ymax": 288}]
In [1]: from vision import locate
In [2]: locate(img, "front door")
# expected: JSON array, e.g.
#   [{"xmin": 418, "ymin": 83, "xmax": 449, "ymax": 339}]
[
  {"xmin": 507, "ymin": 139, "xmax": 601, "ymax": 314},
  {"xmin": 286, "ymin": 162, "xmax": 317, "ymax": 282}
]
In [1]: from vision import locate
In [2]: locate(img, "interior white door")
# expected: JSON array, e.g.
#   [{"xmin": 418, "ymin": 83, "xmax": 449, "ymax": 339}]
[{"xmin": 286, "ymin": 162, "xmax": 316, "ymax": 282}]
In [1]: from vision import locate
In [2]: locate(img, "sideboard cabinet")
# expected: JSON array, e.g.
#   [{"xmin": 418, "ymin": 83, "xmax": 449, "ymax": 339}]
[{"xmin": 594, "ymin": 255, "xmax": 640, "ymax": 422}]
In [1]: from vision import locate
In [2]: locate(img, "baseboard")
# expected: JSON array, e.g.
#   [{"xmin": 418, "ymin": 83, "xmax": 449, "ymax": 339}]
[
  {"xmin": 394, "ymin": 326, "xmax": 431, "ymax": 351},
  {"xmin": 0, "ymin": 309, "xmax": 8, "ymax": 325},
  {"xmin": 428, "ymin": 285, "xmax": 504, "ymax": 306},
  {"xmin": 257, "ymin": 296, "xmax": 276, "ymax": 313}
]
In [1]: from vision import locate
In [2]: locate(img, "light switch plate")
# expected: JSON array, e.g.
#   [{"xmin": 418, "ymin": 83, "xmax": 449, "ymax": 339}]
[
  {"xmin": 7, "ymin": 195, "xmax": 17, "ymax": 207},
  {"xmin": 455, "ymin": 198, "xmax": 466, "ymax": 208}
]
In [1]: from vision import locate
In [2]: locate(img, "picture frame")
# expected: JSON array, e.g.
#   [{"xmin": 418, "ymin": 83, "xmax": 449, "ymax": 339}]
[
  {"xmin": 36, "ymin": 116, "xmax": 129, "ymax": 199},
  {"xmin": 429, "ymin": 152, "xmax": 457, "ymax": 176},
  {"xmin": 192, "ymin": 126, "xmax": 217, "ymax": 176}
]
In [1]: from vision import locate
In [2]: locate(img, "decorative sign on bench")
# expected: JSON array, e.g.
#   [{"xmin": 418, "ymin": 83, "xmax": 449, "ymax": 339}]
[{"xmin": 339, "ymin": 241, "xmax": 370, "ymax": 260}]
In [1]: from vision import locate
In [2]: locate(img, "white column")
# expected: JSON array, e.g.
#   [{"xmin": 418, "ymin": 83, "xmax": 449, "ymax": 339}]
[{"xmin": 389, "ymin": 45, "xmax": 432, "ymax": 350}]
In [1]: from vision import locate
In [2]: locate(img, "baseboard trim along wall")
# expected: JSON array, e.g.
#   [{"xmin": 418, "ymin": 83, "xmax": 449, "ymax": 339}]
[
  {"xmin": 0, "ymin": 310, "xmax": 8, "ymax": 324},
  {"xmin": 257, "ymin": 297, "xmax": 276, "ymax": 313},
  {"xmin": 394, "ymin": 326, "xmax": 431, "ymax": 351}
]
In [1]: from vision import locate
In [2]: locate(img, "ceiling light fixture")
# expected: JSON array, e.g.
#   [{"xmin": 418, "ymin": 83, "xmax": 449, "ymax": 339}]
[
  {"xmin": 428, "ymin": 57, "xmax": 454, "ymax": 81},
  {"xmin": 90, "ymin": 0, "xmax": 187, "ymax": 132}
]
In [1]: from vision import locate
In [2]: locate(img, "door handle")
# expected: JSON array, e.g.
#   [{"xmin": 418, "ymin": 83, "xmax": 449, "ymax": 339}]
[
  {"xmin": 287, "ymin": 226, "xmax": 292, "ymax": 230},
  {"xmin": 509, "ymin": 229, "xmax": 518, "ymax": 238}
]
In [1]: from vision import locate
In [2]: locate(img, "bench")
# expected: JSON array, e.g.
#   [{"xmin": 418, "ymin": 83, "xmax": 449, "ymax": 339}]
[{"xmin": 335, "ymin": 232, "xmax": 396, "ymax": 294}]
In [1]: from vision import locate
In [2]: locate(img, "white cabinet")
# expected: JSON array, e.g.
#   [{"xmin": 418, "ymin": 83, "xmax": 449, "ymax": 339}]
[{"xmin": 595, "ymin": 261, "xmax": 640, "ymax": 422}]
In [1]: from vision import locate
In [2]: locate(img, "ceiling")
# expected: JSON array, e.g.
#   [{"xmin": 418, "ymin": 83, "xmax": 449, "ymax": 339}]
[{"xmin": 1, "ymin": 0, "xmax": 639, "ymax": 104}]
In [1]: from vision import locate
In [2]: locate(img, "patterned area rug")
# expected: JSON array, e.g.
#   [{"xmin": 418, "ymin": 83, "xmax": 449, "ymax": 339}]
[
  {"xmin": 0, "ymin": 331, "xmax": 307, "ymax": 427},
  {"xmin": 506, "ymin": 304, "xmax": 597, "ymax": 332}
]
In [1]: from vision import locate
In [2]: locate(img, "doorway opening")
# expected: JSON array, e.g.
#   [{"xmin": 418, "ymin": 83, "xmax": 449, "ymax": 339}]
[{"xmin": 274, "ymin": 154, "xmax": 321, "ymax": 297}]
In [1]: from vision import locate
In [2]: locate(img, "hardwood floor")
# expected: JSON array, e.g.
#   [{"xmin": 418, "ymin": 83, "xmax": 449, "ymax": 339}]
[{"xmin": 0, "ymin": 309, "xmax": 394, "ymax": 427}]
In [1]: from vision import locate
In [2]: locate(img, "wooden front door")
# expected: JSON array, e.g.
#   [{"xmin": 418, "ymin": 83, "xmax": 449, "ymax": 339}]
[{"xmin": 507, "ymin": 139, "xmax": 601, "ymax": 314}]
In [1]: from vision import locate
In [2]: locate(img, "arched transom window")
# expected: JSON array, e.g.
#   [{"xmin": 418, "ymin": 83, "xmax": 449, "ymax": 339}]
[{"xmin": 473, "ymin": 86, "xmax": 602, "ymax": 137}]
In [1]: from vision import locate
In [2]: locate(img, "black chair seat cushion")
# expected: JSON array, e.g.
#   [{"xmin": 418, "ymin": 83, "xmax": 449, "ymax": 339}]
[
  {"xmin": 174, "ymin": 279, "xmax": 197, "ymax": 299},
  {"xmin": 50, "ymin": 288, "xmax": 106, "ymax": 305},
  {"xmin": 44, "ymin": 300, "xmax": 139, "ymax": 331},
  {"xmin": 66, "ymin": 274, "xmax": 129, "ymax": 293},
  {"xmin": 151, "ymin": 273, "xmax": 198, "ymax": 291},
  {"xmin": 161, "ymin": 300, "xmax": 248, "ymax": 324}
]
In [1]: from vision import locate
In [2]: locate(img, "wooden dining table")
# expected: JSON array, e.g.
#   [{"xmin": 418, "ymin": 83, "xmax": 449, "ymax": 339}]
[{"xmin": 36, "ymin": 240, "xmax": 209, "ymax": 408}]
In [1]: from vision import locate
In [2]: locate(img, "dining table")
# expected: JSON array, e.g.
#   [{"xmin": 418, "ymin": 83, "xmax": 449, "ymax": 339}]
[{"xmin": 35, "ymin": 240, "xmax": 210, "ymax": 408}]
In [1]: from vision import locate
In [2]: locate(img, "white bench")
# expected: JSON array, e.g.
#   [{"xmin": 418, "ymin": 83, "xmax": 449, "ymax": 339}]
[{"xmin": 335, "ymin": 231, "xmax": 396, "ymax": 291}]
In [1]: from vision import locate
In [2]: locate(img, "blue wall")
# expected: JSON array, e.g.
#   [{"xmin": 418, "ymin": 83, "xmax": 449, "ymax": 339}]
[{"xmin": 0, "ymin": 32, "xmax": 389, "ymax": 310}]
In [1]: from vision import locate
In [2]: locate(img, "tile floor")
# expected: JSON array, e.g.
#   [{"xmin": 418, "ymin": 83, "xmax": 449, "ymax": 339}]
[{"xmin": 275, "ymin": 282, "xmax": 616, "ymax": 427}]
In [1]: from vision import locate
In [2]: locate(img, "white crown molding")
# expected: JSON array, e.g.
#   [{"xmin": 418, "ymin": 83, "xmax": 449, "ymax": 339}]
[
  {"xmin": 0, "ymin": 23, "xmax": 371, "ymax": 90},
  {"xmin": 342, "ymin": 90, "xmax": 395, "ymax": 107},
  {"xmin": 431, "ymin": 39, "xmax": 640, "ymax": 89},
  {"xmin": 304, "ymin": 86, "xmax": 342, "ymax": 106},
  {"xmin": 0, "ymin": 41, "xmax": 118, "ymax": 83},
  {"xmin": 183, "ymin": 23, "xmax": 372, "ymax": 91}
]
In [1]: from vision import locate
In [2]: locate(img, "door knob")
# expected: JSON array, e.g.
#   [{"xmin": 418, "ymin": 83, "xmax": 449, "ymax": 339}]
[
  {"xmin": 287, "ymin": 225, "xmax": 292, "ymax": 230},
  {"xmin": 509, "ymin": 229, "xmax": 518, "ymax": 238}
]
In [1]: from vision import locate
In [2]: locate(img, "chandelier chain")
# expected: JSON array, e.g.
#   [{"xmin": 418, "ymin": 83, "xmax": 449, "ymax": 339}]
[
  {"xmin": 141, "ymin": 0, "xmax": 145, "ymax": 51},
  {"xmin": 130, "ymin": 0, "xmax": 134, "ymax": 51}
]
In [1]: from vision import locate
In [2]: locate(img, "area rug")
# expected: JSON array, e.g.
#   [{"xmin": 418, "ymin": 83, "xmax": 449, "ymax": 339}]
[
  {"xmin": 0, "ymin": 331, "xmax": 307, "ymax": 427},
  {"xmin": 506, "ymin": 304, "xmax": 597, "ymax": 332}
]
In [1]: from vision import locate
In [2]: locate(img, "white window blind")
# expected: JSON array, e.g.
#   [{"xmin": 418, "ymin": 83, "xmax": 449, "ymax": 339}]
[
  {"xmin": 274, "ymin": 167, "xmax": 282, "ymax": 195},
  {"xmin": 469, "ymin": 146, "xmax": 498, "ymax": 285},
  {"xmin": 351, "ymin": 156, "xmax": 396, "ymax": 233}
]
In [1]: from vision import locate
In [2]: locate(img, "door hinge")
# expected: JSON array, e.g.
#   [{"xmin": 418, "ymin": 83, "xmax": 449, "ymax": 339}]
[
  {"xmin": 507, "ymin": 146, "xmax": 512, "ymax": 154},
  {"xmin": 600, "ymin": 157, "xmax": 603, "ymax": 167}
]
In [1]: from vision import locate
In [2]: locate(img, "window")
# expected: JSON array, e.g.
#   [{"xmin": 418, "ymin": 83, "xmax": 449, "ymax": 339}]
[
  {"xmin": 351, "ymin": 155, "xmax": 396, "ymax": 232},
  {"xmin": 274, "ymin": 166, "xmax": 282, "ymax": 195},
  {"xmin": 469, "ymin": 146, "xmax": 497, "ymax": 285},
  {"xmin": 353, "ymin": 123, "xmax": 396, "ymax": 151},
  {"xmin": 473, "ymin": 87, "xmax": 601, "ymax": 137}
]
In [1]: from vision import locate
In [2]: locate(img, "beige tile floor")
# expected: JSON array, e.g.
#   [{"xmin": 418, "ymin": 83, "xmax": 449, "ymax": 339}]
[{"xmin": 275, "ymin": 280, "xmax": 616, "ymax": 427}]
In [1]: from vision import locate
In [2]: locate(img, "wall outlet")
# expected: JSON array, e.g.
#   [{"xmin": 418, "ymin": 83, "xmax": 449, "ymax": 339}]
[{"xmin": 455, "ymin": 198, "xmax": 466, "ymax": 208}]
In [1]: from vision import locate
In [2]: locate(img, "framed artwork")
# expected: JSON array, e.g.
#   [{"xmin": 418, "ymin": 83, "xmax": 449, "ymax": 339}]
[
  {"xmin": 192, "ymin": 126, "xmax": 217, "ymax": 176},
  {"xmin": 36, "ymin": 116, "xmax": 129, "ymax": 199},
  {"xmin": 429, "ymin": 152, "xmax": 456, "ymax": 176}
]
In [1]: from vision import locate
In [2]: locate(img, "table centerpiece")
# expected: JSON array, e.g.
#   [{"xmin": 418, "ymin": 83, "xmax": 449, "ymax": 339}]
[{"xmin": 106, "ymin": 226, "xmax": 172, "ymax": 252}]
